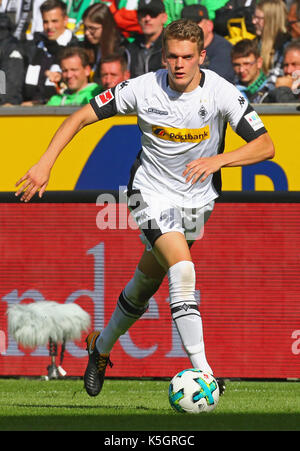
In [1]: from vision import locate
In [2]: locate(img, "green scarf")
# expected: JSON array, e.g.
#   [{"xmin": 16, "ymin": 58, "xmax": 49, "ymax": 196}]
[{"xmin": 245, "ymin": 70, "xmax": 267, "ymax": 95}]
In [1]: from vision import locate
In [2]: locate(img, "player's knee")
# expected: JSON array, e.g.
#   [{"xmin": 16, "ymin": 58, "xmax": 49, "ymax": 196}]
[{"xmin": 167, "ymin": 261, "xmax": 196, "ymax": 303}]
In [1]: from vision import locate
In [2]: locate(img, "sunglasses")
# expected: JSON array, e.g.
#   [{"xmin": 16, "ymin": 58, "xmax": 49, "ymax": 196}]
[{"xmin": 138, "ymin": 10, "xmax": 160, "ymax": 18}]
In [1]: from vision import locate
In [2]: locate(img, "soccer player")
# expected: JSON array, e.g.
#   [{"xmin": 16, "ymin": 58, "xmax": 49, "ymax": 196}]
[{"xmin": 15, "ymin": 19, "xmax": 275, "ymax": 398}]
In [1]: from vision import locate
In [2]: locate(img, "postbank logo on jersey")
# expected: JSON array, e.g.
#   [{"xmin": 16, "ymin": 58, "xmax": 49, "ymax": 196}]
[{"xmin": 152, "ymin": 125, "xmax": 210, "ymax": 143}]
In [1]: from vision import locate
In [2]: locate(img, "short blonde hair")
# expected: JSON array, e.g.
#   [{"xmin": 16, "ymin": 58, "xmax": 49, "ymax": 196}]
[{"xmin": 162, "ymin": 19, "xmax": 204, "ymax": 54}]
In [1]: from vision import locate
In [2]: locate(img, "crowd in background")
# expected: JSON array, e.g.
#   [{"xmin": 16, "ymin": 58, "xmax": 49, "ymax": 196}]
[{"xmin": 0, "ymin": 0, "xmax": 299, "ymax": 106}]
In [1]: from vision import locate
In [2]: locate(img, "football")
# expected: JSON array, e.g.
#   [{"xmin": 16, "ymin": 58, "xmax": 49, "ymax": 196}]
[{"xmin": 169, "ymin": 368, "xmax": 219, "ymax": 413}]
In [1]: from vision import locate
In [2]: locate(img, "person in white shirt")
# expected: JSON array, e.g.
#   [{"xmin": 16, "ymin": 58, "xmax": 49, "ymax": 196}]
[
  {"xmin": 22, "ymin": 0, "xmax": 78, "ymax": 105},
  {"xmin": 15, "ymin": 19, "xmax": 275, "ymax": 399}
]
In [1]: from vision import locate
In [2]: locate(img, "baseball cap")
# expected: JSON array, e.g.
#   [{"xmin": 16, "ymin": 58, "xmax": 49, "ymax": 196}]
[
  {"xmin": 181, "ymin": 5, "xmax": 209, "ymax": 23},
  {"xmin": 137, "ymin": 0, "xmax": 165, "ymax": 16}
]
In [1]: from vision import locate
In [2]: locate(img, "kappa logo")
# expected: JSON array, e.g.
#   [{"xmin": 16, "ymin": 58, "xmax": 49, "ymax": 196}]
[
  {"xmin": 95, "ymin": 89, "xmax": 114, "ymax": 108},
  {"xmin": 148, "ymin": 107, "xmax": 168, "ymax": 115},
  {"xmin": 238, "ymin": 95, "xmax": 246, "ymax": 106},
  {"xmin": 119, "ymin": 80, "xmax": 129, "ymax": 90},
  {"xmin": 152, "ymin": 125, "xmax": 210, "ymax": 143}
]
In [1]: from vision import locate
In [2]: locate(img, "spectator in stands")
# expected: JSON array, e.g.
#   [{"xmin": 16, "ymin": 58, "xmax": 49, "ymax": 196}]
[
  {"xmin": 12, "ymin": 0, "xmax": 99, "ymax": 42},
  {"xmin": 252, "ymin": 0, "xmax": 291, "ymax": 84},
  {"xmin": 22, "ymin": 0, "xmax": 78, "ymax": 106},
  {"xmin": 63, "ymin": 0, "xmax": 100, "ymax": 41},
  {"xmin": 81, "ymin": 3, "xmax": 125, "ymax": 84},
  {"xmin": 108, "ymin": 0, "xmax": 142, "ymax": 39},
  {"xmin": 0, "ymin": 13, "xmax": 25, "ymax": 105},
  {"xmin": 99, "ymin": 53, "xmax": 130, "ymax": 90},
  {"xmin": 213, "ymin": 0, "xmax": 257, "ymax": 37},
  {"xmin": 13, "ymin": 0, "xmax": 46, "ymax": 41},
  {"xmin": 162, "ymin": 0, "xmax": 219, "ymax": 25},
  {"xmin": 125, "ymin": 0, "xmax": 167, "ymax": 78},
  {"xmin": 231, "ymin": 39, "xmax": 275, "ymax": 103},
  {"xmin": 288, "ymin": 0, "xmax": 300, "ymax": 39},
  {"xmin": 181, "ymin": 5, "xmax": 235, "ymax": 83},
  {"xmin": 263, "ymin": 38, "xmax": 300, "ymax": 102},
  {"xmin": 46, "ymin": 46, "xmax": 101, "ymax": 105}
]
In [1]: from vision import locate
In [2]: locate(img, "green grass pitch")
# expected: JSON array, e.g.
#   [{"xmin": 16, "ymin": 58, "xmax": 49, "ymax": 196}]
[{"xmin": 0, "ymin": 378, "xmax": 299, "ymax": 431}]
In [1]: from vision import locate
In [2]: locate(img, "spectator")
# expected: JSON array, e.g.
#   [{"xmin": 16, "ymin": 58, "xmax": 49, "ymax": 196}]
[
  {"xmin": 13, "ymin": 0, "xmax": 46, "ymax": 41},
  {"xmin": 46, "ymin": 46, "xmax": 101, "ymax": 105},
  {"xmin": 63, "ymin": 0, "xmax": 100, "ymax": 41},
  {"xmin": 108, "ymin": 0, "xmax": 142, "ymax": 39},
  {"xmin": 81, "ymin": 3, "xmax": 125, "ymax": 84},
  {"xmin": 181, "ymin": 5, "xmax": 235, "ymax": 83},
  {"xmin": 99, "ymin": 53, "xmax": 130, "ymax": 90},
  {"xmin": 288, "ymin": 0, "xmax": 300, "ymax": 39},
  {"xmin": 213, "ymin": 0, "xmax": 257, "ymax": 37},
  {"xmin": 22, "ymin": 0, "xmax": 78, "ymax": 106},
  {"xmin": 252, "ymin": 0, "xmax": 291, "ymax": 83},
  {"xmin": 125, "ymin": 0, "xmax": 167, "ymax": 78},
  {"xmin": 162, "ymin": 0, "xmax": 223, "ymax": 25},
  {"xmin": 0, "ymin": 13, "xmax": 25, "ymax": 105},
  {"xmin": 263, "ymin": 38, "xmax": 300, "ymax": 102},
  {"xmin": 201, "ymin": 0, "xmax": 231, "ymax": 22},
  {"xmin": 231, "ymin": 39, "xmax": 275, "ymax": 103},
  {"xmin": 13, "ymin": 0, "xmax": 101, "ymax": 42}
]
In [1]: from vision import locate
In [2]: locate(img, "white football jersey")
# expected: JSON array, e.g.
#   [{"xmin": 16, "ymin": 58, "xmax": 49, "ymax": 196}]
[{"xmin": 91, "ymin": 69, "xmax": 266, "ymax": 207}]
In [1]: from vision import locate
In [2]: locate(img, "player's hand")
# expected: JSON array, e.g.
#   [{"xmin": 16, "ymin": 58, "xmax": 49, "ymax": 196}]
[
  {"xmin": 15, "ymin": 163, "xmax": 51, "ymax": 202},
  {"xmin": 183, "ymin": 155, "xmax": 222, "ymax": 184}
]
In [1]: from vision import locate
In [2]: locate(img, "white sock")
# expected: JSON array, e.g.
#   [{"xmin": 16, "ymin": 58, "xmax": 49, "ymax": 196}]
[
  {"xmin": 96, "ymin": 268, "xmax": 161, "ymax": 354},
  {"xmin": 168, "ymin": 261, "xmax": 213, "ymax": 374}
]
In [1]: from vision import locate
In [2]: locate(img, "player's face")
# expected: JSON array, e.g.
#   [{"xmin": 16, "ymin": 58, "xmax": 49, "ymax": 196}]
[
  {"xmin": 42, "ymin": 8, "xmax": 68, "ymax": 40},
  {"xmin": 61, "ymin": 55, "xmax": 90, "ymax": 92},
  {"xmin": 232, "ymin": 54, "xmax": 262, "ymax": 85},
  {"xmin": 163, "ymin": 39, "xmax": 206, "ymax": 92}
]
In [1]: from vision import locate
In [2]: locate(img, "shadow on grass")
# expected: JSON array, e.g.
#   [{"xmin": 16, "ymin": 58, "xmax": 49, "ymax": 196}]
[{"xmin": 1, "ymin": 412, "xmax": 300, "ymax": 431}]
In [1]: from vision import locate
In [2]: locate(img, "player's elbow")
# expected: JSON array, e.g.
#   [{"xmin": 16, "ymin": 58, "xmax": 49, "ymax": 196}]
[{"xmin": 267, "ymin": 140, "xmax": 275, "ymax": 160}]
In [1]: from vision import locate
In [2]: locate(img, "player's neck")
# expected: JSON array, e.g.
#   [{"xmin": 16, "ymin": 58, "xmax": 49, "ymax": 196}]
[{"xmin": 168, "ymin": 69, "xmax": 202, "ymax": 93}]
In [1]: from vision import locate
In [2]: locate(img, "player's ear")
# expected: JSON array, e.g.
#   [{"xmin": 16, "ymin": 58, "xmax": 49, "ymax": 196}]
[{"xmin": 199, "ymin": 49, "xmax": 206, "ymax": 65}]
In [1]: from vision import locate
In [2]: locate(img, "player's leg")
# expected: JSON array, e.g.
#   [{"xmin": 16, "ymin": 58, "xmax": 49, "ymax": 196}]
[
  {"xmin": 95, "ymin": 249, "xmax": 165, "ymax": 355},
  {"xmin": 84, "ymin": 248, "xmax": 165, "ymax": 397},
  {"xmin": 152, "ymin": 232, "xmax": 213, "ymax": 375}
]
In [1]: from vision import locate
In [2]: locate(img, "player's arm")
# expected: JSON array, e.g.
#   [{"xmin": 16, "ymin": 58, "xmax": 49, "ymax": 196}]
[
  {"xmin": 217, "ymin": 131, "xmax": 274, "ymax": 167},
  {"xmin": 15, "ymin": 103, "xmax": 98, "ymax": 202},
  {"xmin": 184, "ymin": 131, "xmax": 274, "ymax": 184},
  {"xmin": 184, "ymin": 93, "xmax": 275, "ymax": 184}
]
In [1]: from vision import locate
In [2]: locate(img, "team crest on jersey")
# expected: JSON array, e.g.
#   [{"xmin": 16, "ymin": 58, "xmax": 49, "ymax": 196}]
[
  {"xmin": 152, "ymin": 125, "xmax": 210, "ymax": 143},
  {"xmin": 198, "ymin": 105, "xmax": 208, "ymax": 119},
  {"xmin": 95, "ymin": 89, "xmax": 114, "ymax": 108}
]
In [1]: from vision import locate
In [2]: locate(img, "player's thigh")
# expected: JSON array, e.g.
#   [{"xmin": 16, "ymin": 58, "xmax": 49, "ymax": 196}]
[{"xmin": 138, "ymin": 231, "xmax": 192, "ymax": 276}]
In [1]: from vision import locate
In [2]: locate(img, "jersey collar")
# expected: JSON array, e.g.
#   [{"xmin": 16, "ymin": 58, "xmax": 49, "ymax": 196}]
[{"xmin": 165, "ymin": 69, "xmax": 205, "ymax": 89}]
